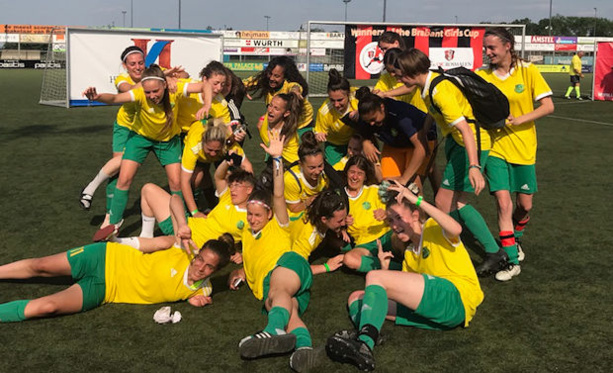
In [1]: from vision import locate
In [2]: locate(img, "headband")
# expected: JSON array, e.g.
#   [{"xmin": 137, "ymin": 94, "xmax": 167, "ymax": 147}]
[
  {"xmin": 247, "ymin": 200, "xmax": 271, "ymax": 210},
  {"xmin": 141, "ymin": 76, "xmax": 166, "ymax": 82},
  {"xmin": 122, "ymin": 49, "xmax": 144, "ymax": 62}
]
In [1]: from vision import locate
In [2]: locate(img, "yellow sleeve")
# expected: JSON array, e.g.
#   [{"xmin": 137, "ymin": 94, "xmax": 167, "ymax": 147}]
[
  {"xmin": 432, "ymin": 82, "xmax": 466, "ymax": 126},
  {"xmin": 181, "ymin": 125, "xmax": 203, "ymax": 173},
  {"xmin": 314, "ymin": 101, "xmax": 331, "ymax": 134},
  {"xmin": 528, "ymin": 64, "xmax": 553, "ymax": 101}
]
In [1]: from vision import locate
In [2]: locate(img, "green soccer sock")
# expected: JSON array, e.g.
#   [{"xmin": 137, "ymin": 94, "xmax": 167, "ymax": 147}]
[
  {"xmin": 290, "ymin": 327, "xmax": 312, "ymax": 348},
  {"xmin": 358, "ymin": 285, "xmax": 388, "ymax": 350},
  {"xmin": 0, "ymin": 300, "xmax": 29, "ymax": 322},
  {"xmin": 513, "ymin": 216, "xmax": 530, "ymax": 240},
  {"xmin": 109, "ymin": 188, "xmax": 129, "ymax": 225},
  {"xmin": 348, "ymin": 298, "xmax": 362, "ymax": 328},
  {"xmin": 500, "ymin": 231, "xmax": 519, "ymax": 265},
  {"xmin": 170, "ymin": 189, "xmax": 184, "ymax": 200},
  {"xmin": 358, "ymin": 255, "xmax": 381, "ymax": 273},
  {"xmin": 105, "ymin": 176, "xmax": 118, "ymax": 212},
  {"xmin": 263, "ymin": 306, "xmax": 290, "ymax": 335},
  {"xmin": 564, "ymin": 86, "xmax": 573, "ymax": 97},
  {"xmin": 574, "ymin": 86, "xmax": 581, "ymax": 98},
  {"xmin": 458, "ymin": 205, "xmax": 500, "ymax": 254}
]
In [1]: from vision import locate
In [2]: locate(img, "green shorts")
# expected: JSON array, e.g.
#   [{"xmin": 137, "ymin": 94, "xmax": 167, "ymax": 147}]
[
  {"xmin": 343, "ymin": 230, "xmax": 393, "ymax": 256},
  {"xmin": 442, "ymin": 138, "xmax": 489, "ymax": 192},
  {"xmin": 112, "ymin": 121, "xmax": 131, "ymax": 153},
  {"xmin": 324, "ymin": 142, "xmax": 348, "ymax": 166},
  {"xmin": 262, "ymin": 252, "xmax": 313, "ymax": 316},
  {"xmin": 66, "ymin": 243, "xmax": 107, "ymax": 312},
  {"xmin": 485, "ymin": 156, "xmax": 538, "ymax": 194},
  {"xmin": 123, "ymin": 132, "xmax": 182, "ymax": 166},
  {"xmin": 395, "ymin": 274, "xmax": 465, "ymax": 330}
]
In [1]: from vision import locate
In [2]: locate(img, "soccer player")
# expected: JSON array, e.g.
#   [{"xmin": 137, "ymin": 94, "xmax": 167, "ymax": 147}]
[
  {"xmin": 245, "ymin": 56, "xmax": 314, "ymax": 136},
  {"xmin": 180, "ymin": 121, "xmax": 252, "ymax": 216},
  {"xmin": 314, "ymin": 69, "xmax": 357, "ymax": 165},
  {"xmin": 82, "ymin": 65, "xmax": 209, "ymax": 240},
  {"xmin": 477, "ymin": 27, "xmax": 554, "ymax": 281},
  {"xmin": 0, "ymin": 234, "xmax": 233, "ymax": 322},
  {"xmin": 80, "ymin": 47, "xmax": 145, "ymax": 220},
  {"xmin": 326, "ymin": 182, "xmax": 484, "ymax": 371},
  {"xmin": 353, "ymin": 87, "xmax": 431, "ymax": 190},
  {"xmin": 564, "ymin": 51, "xmax": 585, "ymax": 100},
  {"xmin": 394, "ymin": 48, "xmax": 504, "ymax": 269},
  {"xmin": 342, "ymin": 155, "xmax": 395, "ymax": 273},
  {"xmin": 115, "ymin": 157, "xmax": 254, "ymax": 257},
  {"xmin": 258, "ymin": 93, "xmax": 302, "ymax": 164},
  {"xmin": 227, "ymin": 132, "xmax": 316, "ymax": 371},
  {"xmin": 284, "ymin": 131, "xmax": 329, "ymax": 220}
]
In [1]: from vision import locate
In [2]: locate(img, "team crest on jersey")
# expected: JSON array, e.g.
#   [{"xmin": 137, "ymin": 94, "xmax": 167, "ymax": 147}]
[
  {"xmin": 362, "ymin": 201, "xmax": 371, "ymax": 210},
  {"xmin": 515, "ymin": 84, "xmax": 525, "ymax": 93},
  {"xmin": 237, "ymin": 220, "xmax": 245, "ymax": 229},
  {"xmin": 422, "ymin": 247, "xmax": 430, "ymax": 259}
]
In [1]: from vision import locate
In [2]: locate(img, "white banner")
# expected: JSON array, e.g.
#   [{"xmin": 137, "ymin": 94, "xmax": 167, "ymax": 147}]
[
  {"xmin": 67, "ymin": 28, "xmax": 222, "ymax": 107},
  {"xmin": 429, "ymin": 48, "xmax": 475, "ymax": 70}
]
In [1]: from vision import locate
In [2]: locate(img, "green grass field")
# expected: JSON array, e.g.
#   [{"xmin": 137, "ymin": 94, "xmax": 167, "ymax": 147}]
[{"xmin": 0, "ymin": 70, "xmax": 612, "ymax": 372}]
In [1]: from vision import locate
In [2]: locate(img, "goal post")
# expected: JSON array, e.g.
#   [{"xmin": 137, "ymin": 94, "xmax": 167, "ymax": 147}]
[
  {"xmin": 305, "ymin": 21, "xmax": 526, "ymax": 97},
  {"xmin": 39, "ymin": 27, "xmax": 68, "ymax": 107}
]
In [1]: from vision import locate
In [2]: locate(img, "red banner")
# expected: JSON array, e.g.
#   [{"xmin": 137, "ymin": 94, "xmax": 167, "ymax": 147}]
[{"xmin": 593, "ymin": 42, "xmax": 613, "ymax": 101}]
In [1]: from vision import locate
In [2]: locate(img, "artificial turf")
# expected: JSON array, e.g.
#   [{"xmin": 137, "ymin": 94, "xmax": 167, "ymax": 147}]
[{"xmin": 0, "ymin": 70, "xmax": 612, "ymax": 372}]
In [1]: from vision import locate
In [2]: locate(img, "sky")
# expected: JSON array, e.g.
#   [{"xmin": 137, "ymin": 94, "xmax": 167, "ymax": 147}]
[{"xmin": 0, "ymin": 0, "xmax": 611, "ymax": 32}]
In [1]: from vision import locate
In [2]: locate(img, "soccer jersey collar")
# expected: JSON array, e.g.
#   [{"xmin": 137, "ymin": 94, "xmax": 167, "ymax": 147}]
[
  {"xmin": 344, "ymin": 186, "xmax": 364, "ymax": 200},
  {"xmin": 421, "ymin": 71, "xmax": 434, "ymax": 100}
]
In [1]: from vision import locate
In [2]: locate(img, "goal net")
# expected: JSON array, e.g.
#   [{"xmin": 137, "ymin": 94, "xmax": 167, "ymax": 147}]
[{"xmin": 39, "ymin": 27, "xmax": 67, "ymax": 107}]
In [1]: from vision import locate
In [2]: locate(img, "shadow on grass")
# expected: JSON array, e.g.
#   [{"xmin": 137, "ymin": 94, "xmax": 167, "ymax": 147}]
[{"xmin": 0, "ymin": 276, "xmax": 73, "ymax": 286}]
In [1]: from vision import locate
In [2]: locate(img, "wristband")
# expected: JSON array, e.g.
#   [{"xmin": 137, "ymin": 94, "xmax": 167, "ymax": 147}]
[
  {"xmin": 273, "ymin": 156, "xmax": 282, "ymax": 162},
  {"xmin": 415, "ymin": 196, "xmax": 423, "ymax": 207},
  {"xmin": 469, "ymin": 164, "xmax": 482, "ymax": 170},
  {"xmin": 323, "ymin": 263, "xmax": 330, "ymax": 272},
  {"xmin": 191, "ymin": 209, "xmax": 199, "ymax": 216}
]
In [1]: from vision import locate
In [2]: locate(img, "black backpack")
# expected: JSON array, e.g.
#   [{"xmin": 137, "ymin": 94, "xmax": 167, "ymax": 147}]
[{"xmin": 428, "ymin": 66, "xmax": 510, "ymax": 130}]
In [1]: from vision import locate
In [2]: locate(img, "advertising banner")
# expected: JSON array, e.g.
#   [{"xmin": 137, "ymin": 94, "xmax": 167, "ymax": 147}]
[
  {"xmin": 67, "ymin": 28, "xmax": 222, "ymax": 107},
  {"xmin": 344, "ymin": 24, "xmax": 485, "ymax": 80},
  {"xmin": 593, "ymin": 42, "xmax": 613, "ymax": 101}
]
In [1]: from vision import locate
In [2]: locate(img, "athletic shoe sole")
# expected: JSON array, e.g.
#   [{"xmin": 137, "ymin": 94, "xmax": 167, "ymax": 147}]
[
  {"xmin": 326, "ymin": 336, "xmax": 374, "ymax": 371},
  {"xmin": 289, "ymin": 346, "xmax": 323, "ymax": 373},
  {"xmin": 93, "ymin": 224, "xmax": 117, "ymax": 242},
  {"xmin": 239, "ymin": 333, "xmax": 296, "ymax": 359}
]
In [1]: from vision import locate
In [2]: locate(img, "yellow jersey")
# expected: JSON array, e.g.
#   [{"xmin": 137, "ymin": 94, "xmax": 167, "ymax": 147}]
[
  {"xmin": 129, "ymin": 86, "xmax": 183, "ymax": 141},
  {"xmin": 314, "ymin": 94, "xmax": 358, "ymax": 145},
  {"xmin": 290, "ymin": 218, "xmax": 325, "ymax": 260},
  {"xmin": 242, "ymin": 216, "xmax": 292, "ymax": 300},
  {"xmin": 570, "ymin": 54, "xmax": 582, "ymax": 76},
  {"xmin": 259, "ymin": 116, "xmax": 300, "ymax": 164},
  {"xmin": 188, "ymin": 188, "xmax": 248, "ymax": 246},
  {"xmin": 181, "ymin": 122, "xmax": 245, "ymax": 173},
  {"xmin": 284, "ymin": 164, "xmax": 329, "ymax": 220},
  {"xmin": 375, "ymin": 72, "xmax": 428, "ymax": 113},
  {"xmin": 104, "ymin": 242, "xmax": 211, "ymax": 304},
  {"xmin": 401, "ymin": 218, "xmax": 484, "ymax": 327},
  {"xmin": 477, "ymin": 62, "xmax": 552, "ymax": 164},
  {"xmin": 346, "ymin": 185, "xmax": 390, "ymax": 245},
  {"xmin": 333, "ymin": 155, "xmax": 349, "ymax": 171},
  {"xmin": 265, "ymin": 80, "xmax": 314, "ymax": 129},
  {"xmin": 114, "ymin": 73, "xmax": 139, "ymax": 128},
  {"xmin": 423, "ymin": 71, "xmax": 491, "ymax": 150}
]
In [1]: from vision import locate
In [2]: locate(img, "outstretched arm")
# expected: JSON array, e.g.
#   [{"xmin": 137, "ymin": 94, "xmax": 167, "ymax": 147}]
[
  {"xmin": 260, "ymin": 131, "xmax": 289, "ymax": 225},
  {"xmin": 82, "ymin": 87, "xmax": 133, "ymax": 104}
]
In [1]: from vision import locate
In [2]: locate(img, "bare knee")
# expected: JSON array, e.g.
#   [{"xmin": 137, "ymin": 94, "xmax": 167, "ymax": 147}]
[
  {"xmin": 27, "ymin": 299, "xmax": 61, "ymax": 318},
  {"xmin": 30, "ymin": 258, "xmax": 57, "ymax": 277},
  {"xmin": 348, "ymin": 290, "xmax": 364, "ymax": 307},
  {"xmin": 343, "ymin": 250, "xmax": 364, "ymax": 270},
  {"xmin": 517, "ymin": 198, "xmax": 533, "ymax": 214}
]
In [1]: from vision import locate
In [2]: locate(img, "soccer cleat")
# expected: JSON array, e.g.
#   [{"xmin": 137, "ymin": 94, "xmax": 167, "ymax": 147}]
[
  {"xmin": 79, "ymin": 190, "xmax": 93, "ymax": 210},
  {"xmin": 289, "ymin": 346, "xmax": 323, "ymax": 373},
  {"xmin": 495, "ymin": 263, "xmax": 521, "ymax": 282},
  {"xmin": 92, "ymin": 220, "xmax": 123, "ymax": 242},
  {"xmin": 564, "ymin": 96, "xmax": 571, "ymax": 100},
  {"xmin": 475, "ymin": 249, "xmax": 509, "ymax": 277},
  {"xmin": 516, "ymin": 241, "xmax": 525, "ymax": 262},
  {"xmin": 239, "ymin": 331, "xmax": 296, "ymax": 359},
  {"xmin": 332, "ymin": 329, "xmax": 384, "ymax": 346},
  {"xmin": 577, "ymin": 96, "xmax": 583, "ymax": 101},
  {"xmin": 326, "ymin": 335, "xmax": 375, "ymax": 371}
]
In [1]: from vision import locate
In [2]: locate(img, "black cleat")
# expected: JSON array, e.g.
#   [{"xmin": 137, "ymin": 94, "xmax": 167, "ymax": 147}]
[
  {"xmin": 326, "ymin": 335, "xmax": 375, "ymax": 371},
  {"xmin": 239, "ymin": 331, "xmax": 296, "ymax": 359},
  {"xmin": 476, "ymin": 249, "xmax": 509, "ymax": 277}
]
